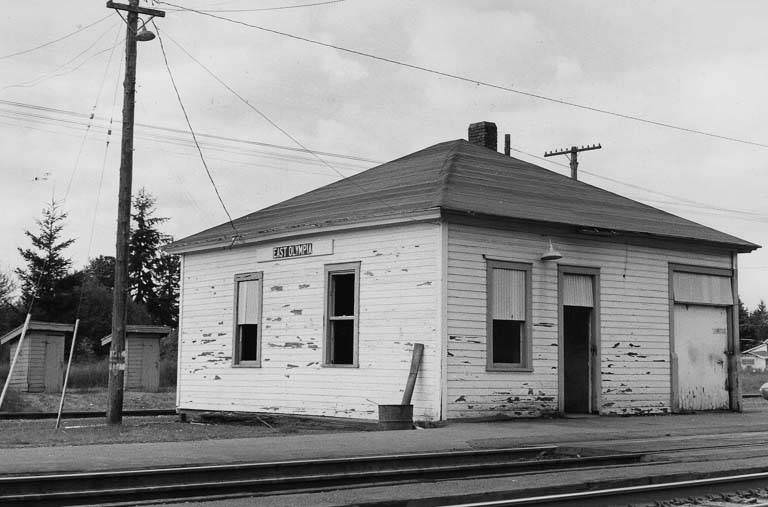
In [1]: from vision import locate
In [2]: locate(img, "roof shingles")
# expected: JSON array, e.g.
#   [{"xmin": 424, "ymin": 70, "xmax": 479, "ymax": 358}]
[{"xmin": 167, "ymin": 140, "xmax": 758, "ymax": 253}]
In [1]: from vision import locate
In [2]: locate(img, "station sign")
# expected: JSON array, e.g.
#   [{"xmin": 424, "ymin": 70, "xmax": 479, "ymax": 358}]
[
  {"xmin": 272, "ymin": 242, "xmax": 313, "ymax": 259},
  {"xmin": 257, "ymin": 238, "xmax": 333, "ymax": 263}
]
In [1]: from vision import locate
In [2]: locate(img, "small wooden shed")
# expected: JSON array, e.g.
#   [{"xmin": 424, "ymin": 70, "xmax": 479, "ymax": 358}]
[
  {"xmin": 101, "ymin": 325, "xmax": 171, "ymax": 392},
  {"xmin": 0, "ymin": 321, "xmax": 72, "ymax": 393}
]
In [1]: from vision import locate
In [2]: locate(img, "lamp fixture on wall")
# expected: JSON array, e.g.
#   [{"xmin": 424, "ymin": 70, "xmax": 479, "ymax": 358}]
[{"xmin": 540, "ymin": 239, "xmax": 563, "ymax": 261}]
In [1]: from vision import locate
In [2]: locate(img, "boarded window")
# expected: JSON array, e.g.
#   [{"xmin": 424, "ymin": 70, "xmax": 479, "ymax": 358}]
[
  {"xmin": 487, "ymin": 261, "xmax": 531, "ymax": 370},
  {"xmin": 325, "ymin": 263, "xmax": 360, "ymax": 366},
  {"xmin": 234, "ymin": 273, "xmax": 262, "ymax": 365},
  {"xmin": 672, "ymin": 272, "xmax": 733, "ymax": 306}
]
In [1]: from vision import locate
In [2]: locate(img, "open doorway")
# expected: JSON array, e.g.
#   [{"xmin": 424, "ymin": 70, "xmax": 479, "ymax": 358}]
[
  {"xmin": 559, "ymin": 268, "xmax": 600, "ymax": 415},
  {"xmin": 563, "ymin": 306, "xmax": 592, "ymax": 413}
]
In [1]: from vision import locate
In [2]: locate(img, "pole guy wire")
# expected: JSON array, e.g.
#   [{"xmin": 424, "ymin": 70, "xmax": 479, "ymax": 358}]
[{"xmin": 154, "ymin": 24, "xmax": 240, "ymax": 238}]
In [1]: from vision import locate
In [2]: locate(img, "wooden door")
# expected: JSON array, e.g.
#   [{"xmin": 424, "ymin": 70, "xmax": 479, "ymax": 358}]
[
  {"xmin": 674, "ymin": 304, "xmax": 729, "ymax": 411},
  {"xmin": 141, "ymin": 339, "xmax": 160, "ymax": 392},
  {"xmin": 43, "ymin": 336, "xmax": 63, "ymax": 393}
]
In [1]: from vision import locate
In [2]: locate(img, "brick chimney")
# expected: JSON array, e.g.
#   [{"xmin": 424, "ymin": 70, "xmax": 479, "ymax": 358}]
[{"xmin": 468, "ymin": 121, "xmax": 497, "ymax": 151}]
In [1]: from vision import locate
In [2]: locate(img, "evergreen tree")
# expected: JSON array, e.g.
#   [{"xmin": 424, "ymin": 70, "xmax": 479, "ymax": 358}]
[
  {"xmin": 86, "ymin": 255, "xmax": 115, "ymax": 289},
  {"xmin": 751, "ymin": 300, "xmax": 768, "ymax": 344},
  {"xmin": 129, "ymin": 188, "xmax": 167, "ymax": 305},
  {"xmin": 739, "ymin": 298, "xmax": 756, "ymax": 351},
  {"xmin": 151, "ymin": 239, "xmax": 180, "ymax": 327},
  {"xmin": 15, "ymin": 200, "xmax": 75, "ymax": 318}
]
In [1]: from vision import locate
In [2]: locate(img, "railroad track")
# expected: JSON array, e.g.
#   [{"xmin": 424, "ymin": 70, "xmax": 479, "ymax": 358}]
[
  {"xmin": 0, "ymin": 409, "xmax": 176, "ymax": 420},
  {"xmin": 0, "ymin": 446, "xmax": 645, "ymax": 506},
  {"xmin": 440, "ymin": 471, "xmax": 768, "ymax": 506}
]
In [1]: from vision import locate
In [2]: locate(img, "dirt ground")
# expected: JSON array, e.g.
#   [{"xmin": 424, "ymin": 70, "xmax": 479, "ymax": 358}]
[
  {"xmin": 0, "ymin": 414, "xmax": 376, "ymax": 448},
  {"xmin": 0, "ymin": 388, "xmax": 175, "ymax": 413}
]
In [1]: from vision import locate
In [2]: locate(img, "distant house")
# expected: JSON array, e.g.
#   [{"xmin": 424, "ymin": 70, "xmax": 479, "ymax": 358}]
[
  {"xmin": 167, "ymin": 121, "xmax": 759, "ymax": 421},
  {"xmin": 741, "ymin": 342, "xmax": 767, "ymax": 371}
]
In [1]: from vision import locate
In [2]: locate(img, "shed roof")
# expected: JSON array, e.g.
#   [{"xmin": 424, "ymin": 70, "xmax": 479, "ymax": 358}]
[
  {"xmin": 167, "ymin": 140, "xmax": 759, "ymax": 254},
  {"xmin": 744, "ymin": 342, "xmax": 768, "ymax": 358},
  {"xmin": 0, "ymin": 321, "xmax": 74, "ymax": 345},
  {"xmin": 100, "ymin": 325, "xmax": 172, "ymax": 346}
]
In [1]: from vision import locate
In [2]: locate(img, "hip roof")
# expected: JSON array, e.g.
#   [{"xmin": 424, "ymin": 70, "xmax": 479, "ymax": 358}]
[{"xmin": 167, "ymin": 140, "xmax": 759, "ymax": 254}]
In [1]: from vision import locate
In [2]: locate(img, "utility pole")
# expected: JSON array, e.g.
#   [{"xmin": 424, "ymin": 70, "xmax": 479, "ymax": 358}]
[
  {"xmin": 544, "ymin": 144, "xmax": 601, "ymax": 180},
  {"xmin": 105, "ymin": 0, "xmax": 164, "ymax": 425}
]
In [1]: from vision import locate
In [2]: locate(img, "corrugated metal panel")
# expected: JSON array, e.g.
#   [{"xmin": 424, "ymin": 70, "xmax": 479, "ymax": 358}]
[
  {"xmin": 672, "ymin": 272, "xmax": 733, "ymax": 305},
  {"xmin": 237, "ymin": 279, "xmax": 261, "ymax": 324},
  {"xmin": 167, "ymin": 140, "xmax": 757, "ymax": 254},
  {"xmin": 492, "ymin": 268, "xmax": 526, "ymax": 320},
  {"xmin": 562, "ymin": 274, "xmax": 594, "ymax": 307}
]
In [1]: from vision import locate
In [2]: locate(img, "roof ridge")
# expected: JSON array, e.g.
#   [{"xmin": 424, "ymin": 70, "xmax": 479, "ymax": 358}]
[{"xmin": 434, "ymin": 140, "xmax": 465, "ymax": 207}]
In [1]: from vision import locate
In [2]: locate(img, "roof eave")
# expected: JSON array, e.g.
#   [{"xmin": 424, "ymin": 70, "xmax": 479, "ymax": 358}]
[
  {"xmin": 165, "ymin": 208, "xmax": 442, "ymax": 255},
  {"xmin": 442, "ymin": 208, "xmax": 760, "ymax": 253}
]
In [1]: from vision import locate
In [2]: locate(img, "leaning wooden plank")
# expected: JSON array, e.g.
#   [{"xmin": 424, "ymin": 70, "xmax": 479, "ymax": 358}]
[
  {"xmin": 0, "ymin": 314, "xmax": 31, "ymax": 410},
  {"xmin": 401, "ymin": 343, "xmax": 424, "ymax": 406}
]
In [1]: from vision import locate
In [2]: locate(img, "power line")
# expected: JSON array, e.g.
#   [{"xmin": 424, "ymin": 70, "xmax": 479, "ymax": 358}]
[
  {"xmin": 160, "ymin": 29, "xmax": 422, "ymax": 223},
  {"xmin": 0, "ymin": 13, "xmax": 114, "ymax": 60},
  {"xmin": 158, "ymin": 0, "xmax": 768, "ymax": 151},
  {"xmin": 3, "ymin": 22, "xmax": 120, "ymax": 90},
  {"xmin": 155, "ymin": 24, "xmax": 240, "ymax": 238},
  {"xmin": 64, "ymin": 25, "xmax": 123, "ymax": 201},
  {"xmin": 0, "ymin": 98, "xmax": 381, "ymax": 163},
  {"xmin": 506, "ymin": 145, "xmax": 768, "ymax": 221},
  {"xmin": 164, "ymin": 0, "xmax": 347, "ymax": 13}
]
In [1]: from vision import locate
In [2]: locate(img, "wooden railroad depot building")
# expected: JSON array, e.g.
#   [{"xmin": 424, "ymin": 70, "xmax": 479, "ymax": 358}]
[{"xmin": 167, "ymin": 121, "xmax": 759, "ymax": 421}]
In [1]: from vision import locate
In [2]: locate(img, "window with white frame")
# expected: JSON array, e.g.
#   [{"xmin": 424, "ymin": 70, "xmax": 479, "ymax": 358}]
[
  {"xmin": 324, "ymin": 262, "xmax": 360, "ymax": 366},
  {"xmin": 233, "ymin": 272, "xmax": 262, "ymax": 366},
  {"xmin": 486, "ymin": 260, "xmax": 532, "ymax": 371}
]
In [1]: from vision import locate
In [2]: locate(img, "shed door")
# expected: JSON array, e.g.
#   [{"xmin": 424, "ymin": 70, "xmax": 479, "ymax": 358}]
[
  {"xmin": 674, "ymin": 304, "xmax": 729, "ymax": 411},
  {"xmin": 43, "ymin": 336, "xmax": 63, "ymax": 393},
  {"xmin": 141, "ymin": 340, "xmax": 160, "ymax": 392}
]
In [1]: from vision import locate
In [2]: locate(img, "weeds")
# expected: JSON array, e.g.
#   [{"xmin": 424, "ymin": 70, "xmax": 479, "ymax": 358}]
[{"xmin": 741, "ymin": 369, "xmax": 767, "ymax": 393}]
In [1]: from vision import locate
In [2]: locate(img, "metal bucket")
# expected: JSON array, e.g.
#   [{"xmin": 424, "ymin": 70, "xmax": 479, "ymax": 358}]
[{"xmin": 378, "ymin": 404, "xmax": 413, "ymax": 430}]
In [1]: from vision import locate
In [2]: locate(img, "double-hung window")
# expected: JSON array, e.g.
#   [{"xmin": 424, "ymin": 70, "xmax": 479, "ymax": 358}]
[
  {"xmin": 486, "ymin": 260, "xmax": 532, "ymax": 371},
  {"xmin": 324, "ymin": 262, "xmax": 360, "ymax": 366},
  {"xmin": 233, "ymin": 272, "xmax": 262, "ymax": 366}
]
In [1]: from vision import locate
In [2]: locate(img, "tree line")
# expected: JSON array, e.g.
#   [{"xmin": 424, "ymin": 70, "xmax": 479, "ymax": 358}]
[
  {"xmin": 740, "ymin": 299, "xmax": 768, "ymax": 351},
  {"xmin": 0, "ymin": 188, "xmax": 179, "ymax": 360}
]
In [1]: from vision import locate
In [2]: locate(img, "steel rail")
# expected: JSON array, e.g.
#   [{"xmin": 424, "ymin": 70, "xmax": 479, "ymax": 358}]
[
  {"xmin": 448, "ymin": 470, "xmax": 768, "ymax": 506},
  {"xmin": 0, "ymin": 447, "xmax": 646, "ymax": 505}
]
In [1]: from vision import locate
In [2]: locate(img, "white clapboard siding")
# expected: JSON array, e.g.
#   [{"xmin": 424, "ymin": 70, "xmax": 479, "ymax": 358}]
[
  {"xmin": 446, "ymin": 222, "xmax": 731, "ymax": 419},
  {"xmin": 178, "ymin": 222, "xmax": 441, "ymax": 421}
]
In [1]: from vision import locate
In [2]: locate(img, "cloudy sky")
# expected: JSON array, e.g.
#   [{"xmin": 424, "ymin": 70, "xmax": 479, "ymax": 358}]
[{"xmin": 0, "ymin": 0, "xmax": 766, "ymax": 307}]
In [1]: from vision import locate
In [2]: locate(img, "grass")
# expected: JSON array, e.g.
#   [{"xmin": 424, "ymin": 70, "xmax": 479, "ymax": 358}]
[
  {"xmin": 0, "ymin": 414, "xmax": 376, "ymax": 448},
  {"xmin": 0, "ymin": 358, "xmax": 176, "ymax": 390},
  {"xmin": 741, "ymin": 369, "xmax": 767, "ymax": 394},
  {"xmin": 1, "ymin": 388, "xmax": 175, "ymax": 413}
]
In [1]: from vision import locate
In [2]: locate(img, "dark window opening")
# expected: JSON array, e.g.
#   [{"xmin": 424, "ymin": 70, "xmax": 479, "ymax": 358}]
[
  {"xmin": 332, "ymin": 273, "xmax": 355, "ymax": 316},
  {"xmin": 330, "ymin": 320, "xmax": 354, "ymax": 364},
  {"xmin": 492, "ymin": 320, "xmax": 522, "ymax": 364},
  {"xmin": 239, "ymin": 324, "xmax": 259, "ymax": 361}
]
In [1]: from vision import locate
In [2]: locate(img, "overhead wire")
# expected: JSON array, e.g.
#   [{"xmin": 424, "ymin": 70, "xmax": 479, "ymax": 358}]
[
  {"xmin": 157, "ymin": 0, "xmax": 768, "ymax": 151},
  {"xmin": 0, "ymin": 14, "xmax": 114, "ymax": 61},
  {"xmin": 0, "ymin": 98, "xmax": 381, "ymax": 163},
  {"xmin": 506, "ymin": 146, "xmax": 768, "ymax": 222},
  {"xmin": 163, "ymin": 0, "xmax": 347, "ymax": 13},
  {"xmin": 154, "ymin": 23, "xmax": 241, "ymax": 238},
  {"xmin": 160, "ymin": 29, "xmax": 430, "ymax": 224},
  {"xmin": 2, "ymin": 22, "xmax": 120, "ymax": 90},
  {"xmin": 64, "ymin": 24, "xmax": 124, "ymax": 202}
]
